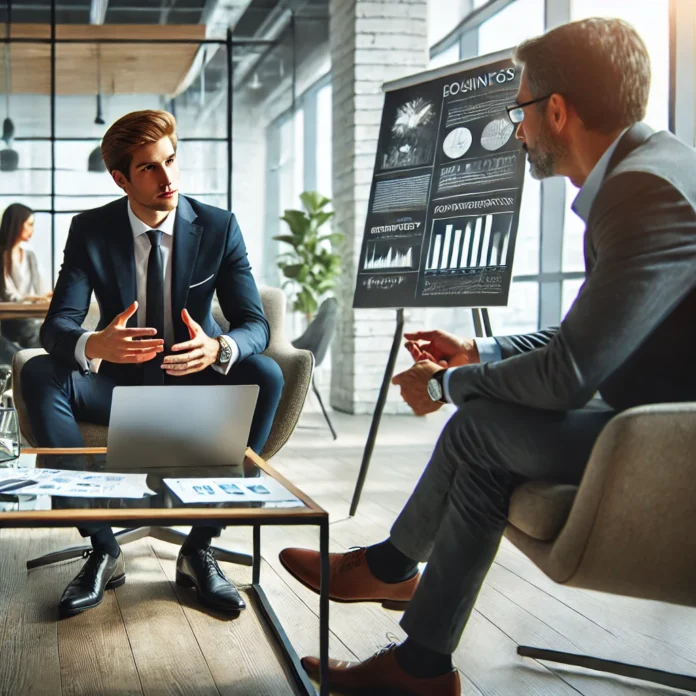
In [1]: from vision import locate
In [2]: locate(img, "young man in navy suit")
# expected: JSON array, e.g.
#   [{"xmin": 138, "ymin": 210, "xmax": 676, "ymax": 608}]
[{"xmin": 22, "ymin": 110, "xmax": 284, "ymax": 617}]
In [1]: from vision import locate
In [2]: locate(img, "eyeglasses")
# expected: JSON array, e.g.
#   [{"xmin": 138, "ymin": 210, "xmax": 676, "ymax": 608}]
[{"xmin": 505, "ymin": 95, "xmax": 552, "ymax": 124}]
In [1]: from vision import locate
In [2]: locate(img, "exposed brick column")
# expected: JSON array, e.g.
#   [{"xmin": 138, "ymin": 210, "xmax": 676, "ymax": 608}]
[{"xmin": 329, "ymin": 0, "xmax": 429, "ymax": 415}]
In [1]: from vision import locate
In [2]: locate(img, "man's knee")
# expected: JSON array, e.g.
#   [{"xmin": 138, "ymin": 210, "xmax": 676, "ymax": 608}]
[
  {"xmin": 21, "ymin": 354, "xmax": 65, "ymax": 400},
  {"xmin": 237, "ymin": 354, "xmax": 284, "ymax": 398}
]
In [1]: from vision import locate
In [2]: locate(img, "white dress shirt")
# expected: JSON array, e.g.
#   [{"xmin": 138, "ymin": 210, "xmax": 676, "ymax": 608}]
[{"xmin": 75, "ymin": 201, "xmax": 237, "ymax": 374}]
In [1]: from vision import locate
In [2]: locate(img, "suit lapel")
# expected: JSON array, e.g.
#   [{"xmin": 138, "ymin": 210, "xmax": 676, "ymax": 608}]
[
  {"xmin": 172, "ymin": 196, "xmax": 203, "ymax": 336},
  {"xmin": 109, "ymin": 197, "xmax": 138, "ymax": 326}
]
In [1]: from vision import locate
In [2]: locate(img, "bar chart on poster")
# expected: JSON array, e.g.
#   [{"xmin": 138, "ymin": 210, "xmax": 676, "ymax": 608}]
[{"xmin": 353, "ymin": 50, "xmax": 526, "ymax": 309}]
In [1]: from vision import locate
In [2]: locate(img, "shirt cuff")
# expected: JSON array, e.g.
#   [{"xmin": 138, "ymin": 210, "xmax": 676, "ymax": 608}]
[
  {"xmin": 211, "ymin": 335, "xmax": 239, "ymax": 375},
  {"xmin": 474, "ymin": 337, "xmax": 502, "ymax": 364},
  {"xmin": 442, "ymin": 338, "xmax": 502, "ymax": 404},
  {"xmin": 74, "ymin": 331, "xmax": 97, "ymax": 373}
]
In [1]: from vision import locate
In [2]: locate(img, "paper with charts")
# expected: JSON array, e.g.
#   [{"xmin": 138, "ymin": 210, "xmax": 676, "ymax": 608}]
[
  {"xmin": 164, "ymin": 476, "xmax": 301, "ymax": 505},
  {"xmin": 0, "ymin": 467, "xmax": 154, "ymax": 499}
]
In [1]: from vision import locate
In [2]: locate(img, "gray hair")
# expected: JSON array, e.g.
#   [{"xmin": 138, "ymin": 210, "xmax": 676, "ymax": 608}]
[{"xmin": 514, "ymin": 18, "xmax": 651, "ymax": 134}]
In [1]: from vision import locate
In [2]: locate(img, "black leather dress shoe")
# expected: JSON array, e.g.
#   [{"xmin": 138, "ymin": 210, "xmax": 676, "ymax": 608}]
[
  {"xmin": 59, "ymin": 549, "xmax": 126, "ymax": 618},
  {"xmin": 176, "ymin": 548, "xmax": 246, "ymax": 612}
]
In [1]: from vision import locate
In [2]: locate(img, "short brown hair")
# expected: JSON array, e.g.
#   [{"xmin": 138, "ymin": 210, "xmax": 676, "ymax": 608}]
[
  {"xmin": 515, "ymin": 18, "xmax": 650, "ymax": 134},
  {"xmin": 101, "ymin": 109, "xmax": 178, "ymax": 177}
]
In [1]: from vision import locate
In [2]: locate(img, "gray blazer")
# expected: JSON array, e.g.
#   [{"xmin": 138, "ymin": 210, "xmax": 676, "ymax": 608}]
[{"xmin": 448, "ymin": 123, "xmax": 696, "ymax": 412}]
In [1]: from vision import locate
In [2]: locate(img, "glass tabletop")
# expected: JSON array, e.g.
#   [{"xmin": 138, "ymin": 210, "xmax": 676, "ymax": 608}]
[{"xmin": 0, "ymin": 448, "xmax": 326, "ymax": 527}]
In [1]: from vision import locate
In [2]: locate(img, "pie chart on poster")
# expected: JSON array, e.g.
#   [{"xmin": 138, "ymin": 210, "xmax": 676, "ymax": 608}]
[
  {"xmin": 481, "ymin": 118, "xmax": 515, "ymax": 151},
  {"xmin": 442, "ymin": 127, "xmax": 473, "ymax": 159}
]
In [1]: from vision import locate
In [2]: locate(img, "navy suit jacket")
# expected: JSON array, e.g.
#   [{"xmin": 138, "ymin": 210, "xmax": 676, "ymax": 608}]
[{"xmin": 41, "ymin": 195, "xmax": 269, "ymax": 383}]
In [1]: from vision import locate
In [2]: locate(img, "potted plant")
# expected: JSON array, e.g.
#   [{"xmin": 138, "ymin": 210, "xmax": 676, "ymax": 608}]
[{"xmin": 274, "ymin": 191, "xmax": 343, "ymax": 324}]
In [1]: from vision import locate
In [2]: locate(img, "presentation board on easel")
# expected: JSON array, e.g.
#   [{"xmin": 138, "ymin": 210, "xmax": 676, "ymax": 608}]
[
  {"xmin": 353, "ymin": 49, "xmax": 526, "ymax": 310},
  {"xmin": 349, "ymin": 50, "xmax": 527, "ymax": 517}
]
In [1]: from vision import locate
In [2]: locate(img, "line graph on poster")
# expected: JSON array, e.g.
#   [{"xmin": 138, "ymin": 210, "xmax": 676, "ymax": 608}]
[{"xmin": 362, "ymin": 240, "xmax": 421, "ymax": 273}]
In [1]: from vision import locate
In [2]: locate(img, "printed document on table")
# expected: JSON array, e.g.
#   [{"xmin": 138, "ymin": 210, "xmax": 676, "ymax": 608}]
[
  {"xmin": 164, "ymin": 476, "xmax": 301, "ymax": 505},
  {"xmin": 0, "ymin": 467, "xmax": 154, "ymax": 499}
]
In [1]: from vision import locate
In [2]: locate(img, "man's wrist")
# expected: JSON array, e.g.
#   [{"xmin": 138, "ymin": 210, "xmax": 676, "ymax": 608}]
[{"xmin": 85, "ymin": 332, "xmax": 101, "ymax": 360}]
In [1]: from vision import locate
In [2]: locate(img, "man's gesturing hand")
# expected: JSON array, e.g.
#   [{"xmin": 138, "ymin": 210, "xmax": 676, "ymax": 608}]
[
  {"xmin": 85, "ymin": 302, "xmax": 164, "ymax": 364},
  {"xmin": 392, "ymin": 360, "xmax": 443, "ymax": 416},
  {"xmin": 404, "ymin": 329, "xmax": 480, "ymax": 367},
  {"xmin": 162, "ymin": 309, "xmax": 219, "ymax": 377}
]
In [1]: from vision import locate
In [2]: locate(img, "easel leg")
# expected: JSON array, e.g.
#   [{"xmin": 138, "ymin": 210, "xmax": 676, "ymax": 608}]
[
  {"xmin": 349, "ymin": 308, "xmax": 405, "ymax": 517},
  {"xmin": 472, "ymin": 308, "xmax": 492, "ymax": 338}
]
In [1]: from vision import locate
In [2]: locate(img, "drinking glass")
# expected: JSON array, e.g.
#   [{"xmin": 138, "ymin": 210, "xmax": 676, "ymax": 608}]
[{"xmin": 0, "ymin": 407, "xmax": 20, "ymax": 466}]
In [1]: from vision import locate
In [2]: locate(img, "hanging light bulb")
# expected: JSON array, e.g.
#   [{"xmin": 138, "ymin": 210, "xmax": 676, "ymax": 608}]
[
  {"xmin": 88, "ymin": 44, "xmax": 107, "ymax": 172},
  {"xmin": 1, "ymin": 40, "xmax": 18, "ymax": 172},
  {"xmin": 249, "ymin": 71, "xmax": 262, "ymax": 90}
]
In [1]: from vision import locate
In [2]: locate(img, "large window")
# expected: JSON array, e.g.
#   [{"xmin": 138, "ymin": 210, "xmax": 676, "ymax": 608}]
[
  {"xmin": 562, "ymin": 0, "xmax": 671, "ymax": 310},
  {"xmin": 427, "ymin": 0, "xmax": 673, "ymax": 334},
  {"xmin": 478, "ymin": 0, "xmax": 545, "ymax": 55},
  {"xmin": 264, "ymin": 75, "xmax": 332, "ymax": 286}
]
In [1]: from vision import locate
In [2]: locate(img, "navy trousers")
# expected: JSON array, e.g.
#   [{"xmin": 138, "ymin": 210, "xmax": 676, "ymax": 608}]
[{"xmin": 21, "ymin": 352, "xmax": 284, "ymax": 538}]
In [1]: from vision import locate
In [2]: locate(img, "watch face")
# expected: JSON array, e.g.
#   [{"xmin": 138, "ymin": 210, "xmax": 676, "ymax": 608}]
[
  {"xmin": 427, "ymin": 377, "xmax": 443, "ymax": 402},
  {"xmin": 217, "ymin": 339, "xmax": 232, "ymax": 364}
]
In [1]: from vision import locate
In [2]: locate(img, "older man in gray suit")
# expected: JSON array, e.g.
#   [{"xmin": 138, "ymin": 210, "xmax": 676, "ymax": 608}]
[{"xmin": 280, "ymin": 17, "xmax": 696, "ymax": 695}]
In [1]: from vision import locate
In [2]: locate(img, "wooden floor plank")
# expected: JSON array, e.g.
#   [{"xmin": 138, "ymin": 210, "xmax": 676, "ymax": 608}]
[
  {"xmin": 0, "ymin": 529, "xmax": 65, "ymax": 696},
  {"xmin": 0, "ymin": 528, "xmax": 31, "ymax": 652},
  {"xmin": 114, "ymin": 539, "xmax": 220, "ymax": 696},
  {"xmin": 57, "ymin": 537, "xmax": 143, "ymax": 696},
  {"xmin": 149, "ymin": 539, "xmax": 298, "ymax": 696}
]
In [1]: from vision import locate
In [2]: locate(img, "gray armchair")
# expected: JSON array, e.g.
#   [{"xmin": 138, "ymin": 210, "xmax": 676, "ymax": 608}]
[
  {"xmin": 13, "ymin": 286, "xmax": 314, "ymax": 569},
  {"xmin": 505, "ymin": 403, "xmax": 696, "ymax": 691}
]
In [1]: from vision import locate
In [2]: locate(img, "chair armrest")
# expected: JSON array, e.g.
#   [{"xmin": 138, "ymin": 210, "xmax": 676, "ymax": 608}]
[
  {"xmin": 516, "ymin": 403, "xmax": 696, "ymax": 606},
  {"xmin": 12, "ymin": 348, "xmax": 48, "ymax": 446},
  {"xmin": 260, "ymin": 341, "xmax": 314, "ymax": 461}
]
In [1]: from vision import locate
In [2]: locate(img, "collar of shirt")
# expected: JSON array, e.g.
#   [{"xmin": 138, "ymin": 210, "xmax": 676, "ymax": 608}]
[
  {"xmin": 127, "ymin": 200, "xmax": 176, "ymax": 238},
  {"xmin": 571, "ymin": 128, "xmax": 628, "ymax": 224}
]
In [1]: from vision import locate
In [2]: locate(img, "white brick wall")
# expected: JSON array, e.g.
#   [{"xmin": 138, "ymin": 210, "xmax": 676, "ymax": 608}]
[
  {"xmin": 329, "ymin": 0, "xmax": 430, "ymax": 415},
  {"xmin": 328, "ymin": 0, "xmax": 480, "ymax": 416}
]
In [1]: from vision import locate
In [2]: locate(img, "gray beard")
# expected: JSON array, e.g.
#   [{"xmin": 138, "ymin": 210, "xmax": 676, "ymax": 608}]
[
  {"xmin": 527, "ymin": 126, "xmax": 566, "ymax": 180},
  {"xmin": 529, "ymin": 150, "xmax": 556, "ymax": 180}
]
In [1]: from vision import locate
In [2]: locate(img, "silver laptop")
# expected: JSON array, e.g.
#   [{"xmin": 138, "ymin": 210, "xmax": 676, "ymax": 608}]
[{"xmin": 106, "ymin": 385, "xmax": 259, "ymax": 472}]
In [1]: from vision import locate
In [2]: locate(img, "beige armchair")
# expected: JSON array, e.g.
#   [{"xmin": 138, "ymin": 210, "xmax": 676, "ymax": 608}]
[
  {"xmin": 13, "ymin": 286, "xmax": 314, "ymax": 569},
  {"xmin": 505, "ymin": 403, "xmax": 696, "ymax": 692}
]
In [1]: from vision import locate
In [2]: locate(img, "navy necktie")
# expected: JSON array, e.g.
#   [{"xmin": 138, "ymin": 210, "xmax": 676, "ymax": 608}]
[{"xmin": 143, "ymin": 229, "xmax": 164, "ymax": 386}]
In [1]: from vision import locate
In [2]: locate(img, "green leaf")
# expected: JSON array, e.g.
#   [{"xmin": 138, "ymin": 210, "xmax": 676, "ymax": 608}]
[
  {"xmin": 317, "ymin": 232, "xmax": 343, "ymax": 246},
  {"xmin": 272, "ymin": 234, "xmax": 299, "ymax": 247},
  {"xmin": 300, "ymin": 191, "xmax": 329, "ymax": 214},
  {"xmin": 310, "ymin": 211, "xmax": 335, "ymax": 231},
  {"xmin": 282, "ymin": 263, "xmax": 304, "ymax": 279},
  {"xmin": 280, "ymin": 210, "xmax": 310, "ymax": 238}
]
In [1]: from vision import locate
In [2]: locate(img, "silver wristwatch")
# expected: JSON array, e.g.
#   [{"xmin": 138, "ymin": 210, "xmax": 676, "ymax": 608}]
[
  {"xmin": 215, "ymin": 336, "xmax": 232, "ymax": 368},
  {"xmin": 427, "ymin": 369, "xmax": 448, "ymax": 403}
]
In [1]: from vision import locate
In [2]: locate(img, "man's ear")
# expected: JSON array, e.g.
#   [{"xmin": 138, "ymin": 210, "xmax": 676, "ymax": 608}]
[{"xmin": 111, "ymin": 170, "xmax": 128, "ymax": 191}]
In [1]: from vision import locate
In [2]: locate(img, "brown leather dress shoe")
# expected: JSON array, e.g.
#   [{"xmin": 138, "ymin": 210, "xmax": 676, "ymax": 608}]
[
  {"xmin": 301, "ymin": 645, "xmax": 460, "ymax": 696},
  {"xmin": 279, "ymin": 546, "xmax": 419, "ymax": 610}
]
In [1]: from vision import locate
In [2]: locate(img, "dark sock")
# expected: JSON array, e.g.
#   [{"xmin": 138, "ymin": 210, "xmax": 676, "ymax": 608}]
[
  {"xmin": 394, "ymin": 638, "xmax": 453, "ymax": 679},
  {"xmin": 181, "ymin": 527, "xmax": 218, "ymax": 555},
  {"xmin": 365, "ymin": 539, "xmax": 419, "ymax": 584},
  {"xmin": 90, "ymin": 528, "xmax": 120, "ymax": 558}
]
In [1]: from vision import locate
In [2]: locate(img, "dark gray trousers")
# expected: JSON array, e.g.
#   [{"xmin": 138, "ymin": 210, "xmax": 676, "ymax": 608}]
[{"xmin": 391, "ymin": 397, "xmax": 615, "ymax": 654}]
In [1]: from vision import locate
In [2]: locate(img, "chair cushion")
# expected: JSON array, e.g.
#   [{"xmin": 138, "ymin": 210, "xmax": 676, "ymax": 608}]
[{"xmin": 507, "ymin": 482, "xmax": 578, "ymax": 541}]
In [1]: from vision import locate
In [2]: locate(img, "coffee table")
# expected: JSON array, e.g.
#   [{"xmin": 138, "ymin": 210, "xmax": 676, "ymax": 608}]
[{"xmin": 0, "ymin": 447, "xmax": 330, "ymax": 696}]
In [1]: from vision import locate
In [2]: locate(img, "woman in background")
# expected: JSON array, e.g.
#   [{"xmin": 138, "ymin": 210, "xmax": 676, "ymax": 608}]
[{"xmin": 0, "ymin": 203, "xmax": 51, "ymax": 348}]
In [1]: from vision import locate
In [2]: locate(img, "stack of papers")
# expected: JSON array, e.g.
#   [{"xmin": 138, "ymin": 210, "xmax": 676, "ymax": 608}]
[
  {"xmin": 0, "ymin": 468, "xmax": 154, "ymax": 499},
  {"xmin": 164, "ymin": 477, "xmax": 300, "ymax": 505}
]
